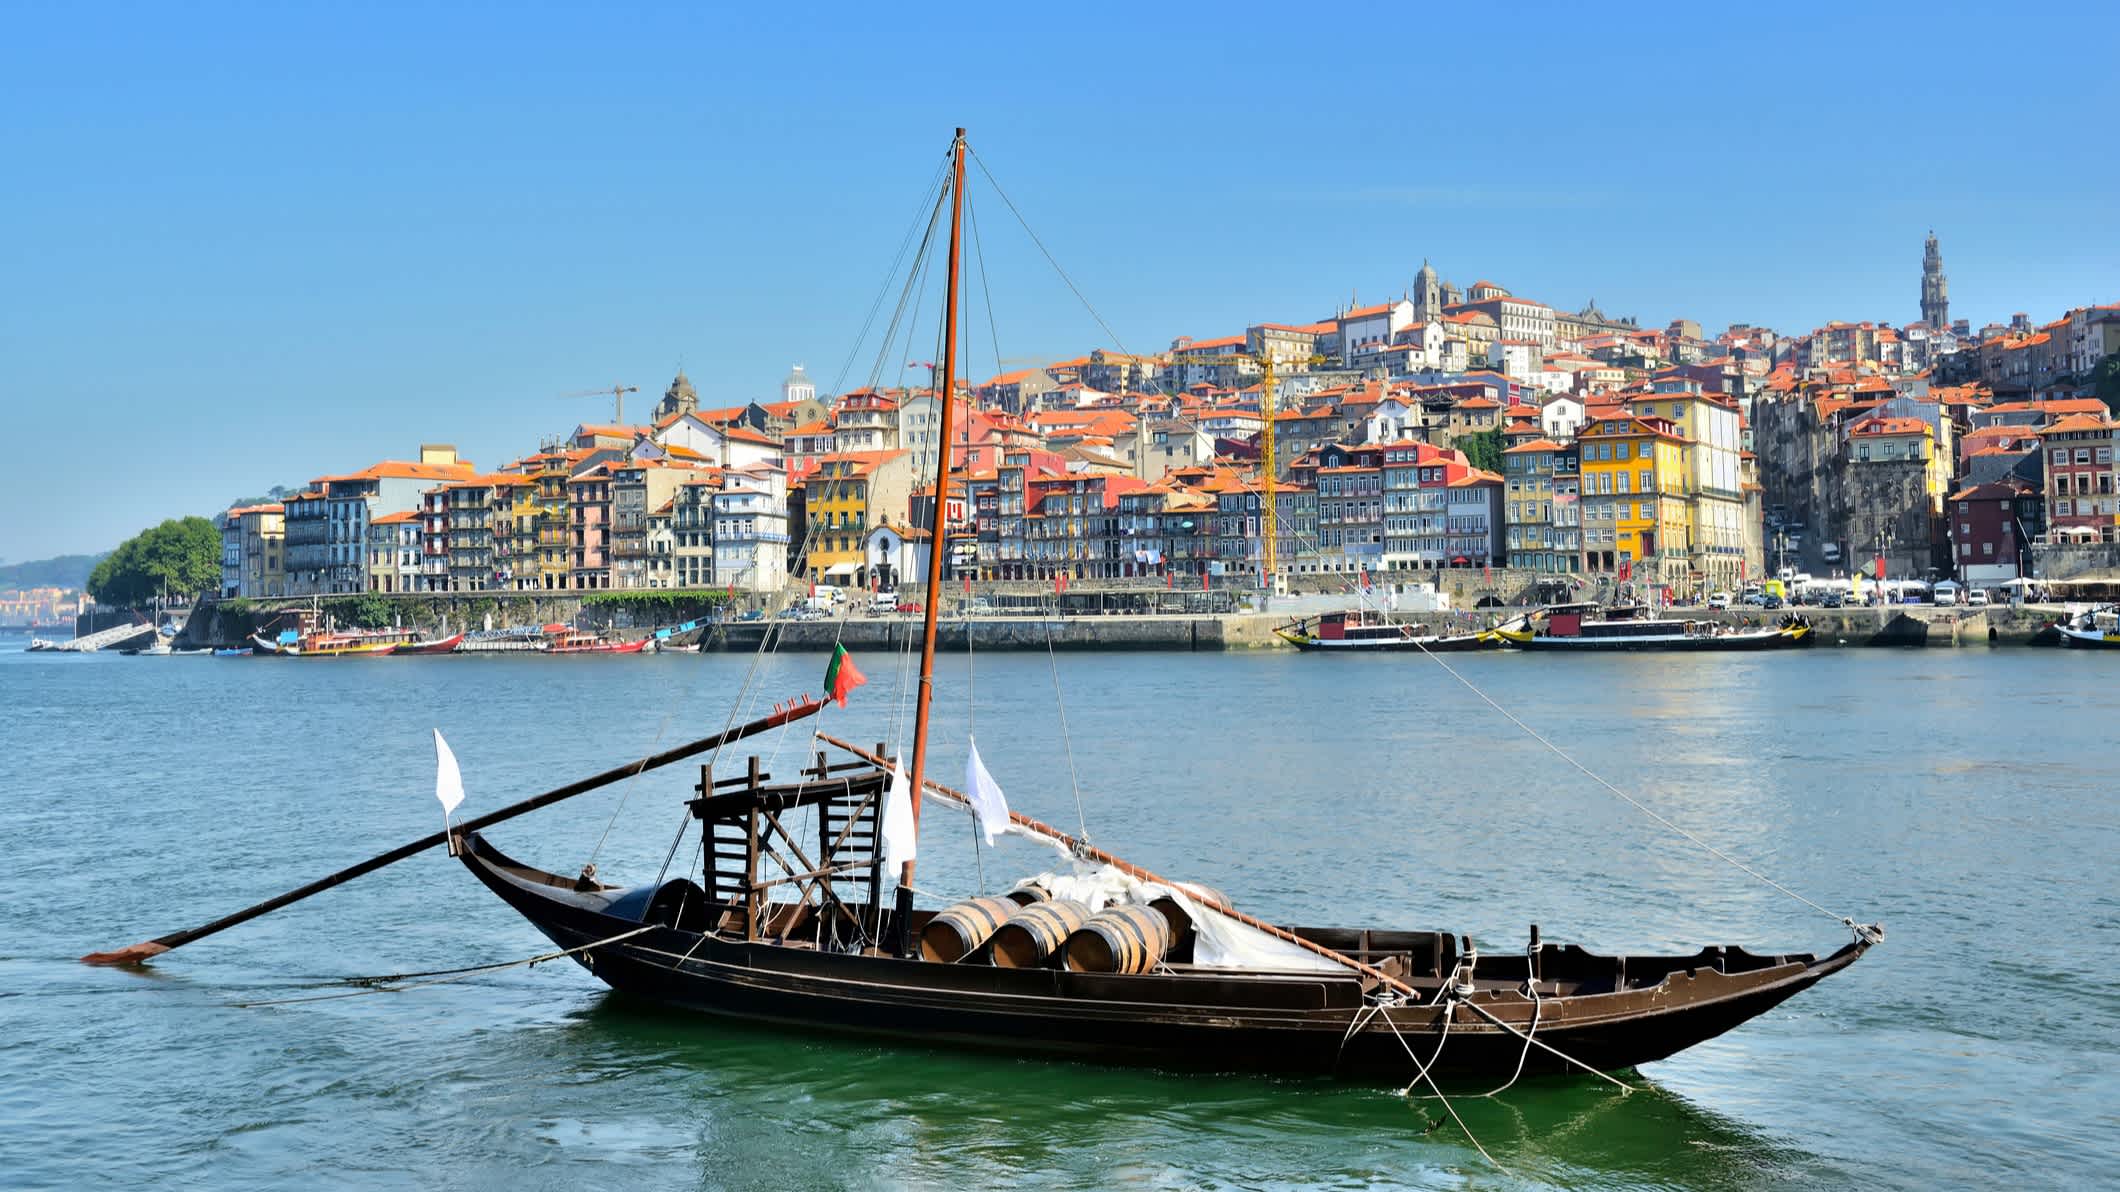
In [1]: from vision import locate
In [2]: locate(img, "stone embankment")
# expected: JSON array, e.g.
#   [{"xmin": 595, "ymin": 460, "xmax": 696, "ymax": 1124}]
[{"xmin": 179, "ymin": 592, "xmax": 2069, "ymax": 652}]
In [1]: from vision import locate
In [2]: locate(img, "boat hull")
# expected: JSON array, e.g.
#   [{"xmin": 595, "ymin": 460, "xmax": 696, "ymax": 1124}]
[
  {"xmin": 1275, "ymin": 629, "xmax": 1502, "ymax": 652},
  {"xmin": 2057, "ymin": 625, "xmax": 2120, "ymax": 649},
  {"xmin": 1498, "ymin": 626, "xmax": 1810, "ymax": 652},
  {"xmin": 460, "ymin": 832, "xmax": 1866, "ymax": 1084},
  {"xmin": 393, "ymin": 634, "xmax": 466, "ymax": 655}
]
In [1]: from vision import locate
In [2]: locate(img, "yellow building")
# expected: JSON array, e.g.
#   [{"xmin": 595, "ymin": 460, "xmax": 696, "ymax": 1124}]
[
  {"xmin": 1576, "ymin": 414, "xmax": 1691, "ymax": 588},
  {"xmin": 1628, "ymin": 383, "xmax": 1748, "ymax": 593},
  {"xmin": 805, "ymin": 450, "xmax": 913, "ymax": 583},
  {"xmin": 528, "ymin": 449, "xmax": 586, "ymax": 590}
]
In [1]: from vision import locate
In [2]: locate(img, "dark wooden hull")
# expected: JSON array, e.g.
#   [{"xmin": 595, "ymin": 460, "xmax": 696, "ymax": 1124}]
[
  {"xmin": 460, "ymin": 832, "xmax": 1869, "ymax": 1085},
  {"xmin": 1277, "ymin": 630, "xmax": 1501, "ymax": 653},
  {"xmin": 1500, "ymin": 626, "xmax": 1810, "ymax": 652}
]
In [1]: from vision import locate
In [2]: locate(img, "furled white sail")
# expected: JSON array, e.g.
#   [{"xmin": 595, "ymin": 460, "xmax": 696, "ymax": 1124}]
[
  {"xmin": 881, "ymin": 764, "xmax": 918, "ymax": 869},
  {"xmin": 962, "ymin": 735, "xmax": 1011, "ymax": 846}
]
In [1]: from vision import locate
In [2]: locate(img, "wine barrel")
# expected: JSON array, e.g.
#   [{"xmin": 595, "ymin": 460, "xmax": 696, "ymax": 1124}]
[
  {"xmin": 1005, "ymin": 882, "xmax": 1051, "ymax": 907},
  {"xmin": 1148, "ymin": 883, "xmax": 1232, "ymax": 940},
  {"xmin": 918, "ymin": 896, "xmax": 1019, "ymax": 963},
  {"xmin": 989, "ymin": 899, "xmax": 1091, "ymax": 968},
  {"xmin": 1064, "ymin": 905, "xmax": 1171, "ymax": 974}
]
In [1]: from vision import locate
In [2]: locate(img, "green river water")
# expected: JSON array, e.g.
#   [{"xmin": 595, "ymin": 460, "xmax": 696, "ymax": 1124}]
[{"xmin": 3, "ymin": 645, "xmax": 2113, "ymax": 1189}]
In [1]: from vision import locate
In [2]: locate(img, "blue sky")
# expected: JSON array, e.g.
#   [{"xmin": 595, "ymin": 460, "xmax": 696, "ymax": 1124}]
[{"xmin": 3, "ymin": 3, "xmax": 2114, "ymax": 562}]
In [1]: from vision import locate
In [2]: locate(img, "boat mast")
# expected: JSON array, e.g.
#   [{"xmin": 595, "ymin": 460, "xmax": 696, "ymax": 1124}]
[{"xmin": 901, "ymin": 127, "xmax": 967, "ymax": 890}]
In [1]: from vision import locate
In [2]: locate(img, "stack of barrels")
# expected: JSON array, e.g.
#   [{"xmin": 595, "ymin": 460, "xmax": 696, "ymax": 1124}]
[{"xmin": 917, "ymin": 883, "xmax": 1232, "ymax": 973}]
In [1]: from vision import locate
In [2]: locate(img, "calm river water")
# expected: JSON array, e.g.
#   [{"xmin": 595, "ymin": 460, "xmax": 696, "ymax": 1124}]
[{"xmin": 2, "ymin": 644, "xmax": 2114, "ymax": 1190}]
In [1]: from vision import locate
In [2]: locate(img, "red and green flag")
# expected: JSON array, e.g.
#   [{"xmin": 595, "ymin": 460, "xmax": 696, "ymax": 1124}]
[{"xmin": 824, "ymin": 644, "xmax": 867, "ymax": 707}]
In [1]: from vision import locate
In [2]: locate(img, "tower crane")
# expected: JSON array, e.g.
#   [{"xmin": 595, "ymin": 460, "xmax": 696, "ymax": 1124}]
[
  {"xmin": 558, "ymin": 384, "xmax": 640, "ymax": 425},
  {"xmin": 1166, "ymin": 347, "xmax": 1324, "ymax": 593}
]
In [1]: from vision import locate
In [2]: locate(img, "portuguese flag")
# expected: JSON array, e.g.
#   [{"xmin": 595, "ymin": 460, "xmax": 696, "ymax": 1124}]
[{"xmin": 824, "ymin": 644, "xmax": 867, "ymax": 707}]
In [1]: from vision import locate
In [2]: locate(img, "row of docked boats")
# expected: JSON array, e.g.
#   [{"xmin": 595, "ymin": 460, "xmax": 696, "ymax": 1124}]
[
  {"xmin": 244, "ymin": 625, "xmax": 654, "ymax": 657},
  {"xmin": 1277, "ymin": 602, "xmax": 1814, "ymax": 653}
]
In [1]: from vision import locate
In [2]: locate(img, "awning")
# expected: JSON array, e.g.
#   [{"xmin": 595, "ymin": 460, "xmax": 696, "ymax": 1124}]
[{"xmin": 822, "ymin": 563, "xmax": 861, "ymax": 578}]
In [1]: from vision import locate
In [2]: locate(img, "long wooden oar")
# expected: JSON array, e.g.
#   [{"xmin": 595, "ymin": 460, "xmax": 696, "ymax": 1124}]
[
  {"xmin": 82, "ymin": 697, "xmax": 825, "ymax": 966},
  {"xmin": 816, "ymin": 732, "xmax": 1418, "ymax": 998}
]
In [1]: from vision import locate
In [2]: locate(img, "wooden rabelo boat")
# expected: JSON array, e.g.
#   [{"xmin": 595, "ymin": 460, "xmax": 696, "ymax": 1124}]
[
  {"xmin": 1496, "ymin": 603, "xmax": 1812, "ymax": 652},
  {"xmin": 452, "ymin": 131, "xmax": 1876, "ymax": 1087},
  {"xmin": 1275, "ymin": 608, "xmax": 1519, "ymax": 652},
  {"xmin": 84, "ymin": 130, "xmax": 1879, "ymax": 1105}
]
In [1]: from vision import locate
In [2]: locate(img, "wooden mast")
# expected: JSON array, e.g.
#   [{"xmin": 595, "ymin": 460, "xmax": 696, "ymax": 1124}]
[{"xmin": 901, "ymin": 127, "xmax": 967, "ymax": 891}]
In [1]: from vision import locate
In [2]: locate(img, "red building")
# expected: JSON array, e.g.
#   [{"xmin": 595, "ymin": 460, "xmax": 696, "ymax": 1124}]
[
  {"xmin": 1946, "ymin": 480, "xmax": 2041, "ymax": 586},
  {"xmin": 2038, "ymin": 413, "xmax": 2118, "ymax": 542}
]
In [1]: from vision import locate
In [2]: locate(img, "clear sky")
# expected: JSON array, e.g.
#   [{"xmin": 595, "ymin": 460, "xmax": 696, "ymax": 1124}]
[{"xmin": 3, "ymin": 2, "xmax": 2114, "ymax": 562}]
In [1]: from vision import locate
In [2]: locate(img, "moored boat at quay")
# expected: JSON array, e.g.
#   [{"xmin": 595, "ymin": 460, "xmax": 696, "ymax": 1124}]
[
  {"xmin": 252, "ymin": 628, "xmax": 410, "ymax": 657},
  {"xmin": 1275, "ymin": 607, "xmax": 1518, "ymax": 652},
  {"xmin": 455, "ymin": 626, "xmax": 555, "ymax": 654},
  {"xmin": 544, "ymin": 628, "xmax": 651, "ymax": 654},
  {"xmin": 1496, "ymin": 602, "xmax": 1811, "ymax": 652},
  {"xmin": 393, "ymin": 632, "xmax": 466, "ymax": 655}
]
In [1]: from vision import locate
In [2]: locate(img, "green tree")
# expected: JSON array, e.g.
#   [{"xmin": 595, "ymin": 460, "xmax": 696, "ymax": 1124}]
[
  {"xmin": 1452, "ymin": 428, "xmax": 1505, "ymax": 473},
  {"xmin": 2093, "ymin": 352, "xmax": 2120, "ymax": 416},
  {"xmin": 86, "ymin": 517, "xmax": 223, "ymax": 606}
]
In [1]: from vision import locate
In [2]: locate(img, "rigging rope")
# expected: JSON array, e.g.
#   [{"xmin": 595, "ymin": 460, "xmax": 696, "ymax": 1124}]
[
  {"xmin": 230, "ymin": 926, "xmax": 656, "ymax": 1009},
  {"xmin": 1275, "ymin": 515, "xmax": 1877, "ymax": 942},
  {"xmin": 966, "ymin": 148, "xmax": 1132, "ymax": 358}
]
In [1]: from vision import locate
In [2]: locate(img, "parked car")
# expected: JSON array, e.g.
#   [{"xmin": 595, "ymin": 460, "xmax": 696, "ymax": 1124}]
[
  {"xmin": 1967, "ymin": 589, "xmax": 1991, "ymax": 606},
  {"xmin": 1763, "ymin": 595, "xmax": 1786, "ymax": 609},
  {"xmin": 1707, "ymin": 591, "xmax": 1733, "ymax": 610},
  {"xmin": 736, "ymin": 608, "xmax": 765, "ymax": 622},
  {"xmin": 896, "ymin": 601, "xmax": 921, "ymax": 614},
  {"xmin": 1821, "ymin": 592, "xmax": 1846, "ymax": 608},
  {"xmin": 1742, "ymin": 592, "xmax": 1768, "ymax": 607},
  {"xmin": 1821, "ymin": 543, "xmax": 1842, "ymax": 563}
]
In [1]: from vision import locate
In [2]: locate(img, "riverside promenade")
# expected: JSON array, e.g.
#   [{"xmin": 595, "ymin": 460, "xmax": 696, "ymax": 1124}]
[{"xmin": 710, "ymin": 605, "xmax": 2065, "ymax": 651}]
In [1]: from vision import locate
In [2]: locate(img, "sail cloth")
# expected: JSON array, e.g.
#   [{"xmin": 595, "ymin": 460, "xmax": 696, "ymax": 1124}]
[
  {"xmin": 962, "ymin": 736, "xmax": 1011, "ymax": 845},
  {"xmin": 1015, "ymin": 865, "xmax": 1343, "ymax": 975},
  {"xmin": 433, "ymin": 729, "xmax": 465, "ymax": 817},
  {"xmin": 881, "ymin": 765, "xmax": 917, "ymax": 869}
]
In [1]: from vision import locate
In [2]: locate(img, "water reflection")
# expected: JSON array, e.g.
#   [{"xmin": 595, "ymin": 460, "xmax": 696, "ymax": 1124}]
[{"xmin": 512, "ymin": 995, "xmax": 1846, "ymax": 1191}]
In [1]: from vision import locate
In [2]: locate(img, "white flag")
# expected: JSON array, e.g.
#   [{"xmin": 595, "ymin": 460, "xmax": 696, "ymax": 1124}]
[
  {"xmin": 881, "ymin": 764, "xmax": 917, "ymax": 870},
  {"xmin": 433, "ymin": 729, "xmax": 465, "ymax": 817},
  {"xmin": 963, "ymin": 734, "xmax": 1011, "ymax": 846}
]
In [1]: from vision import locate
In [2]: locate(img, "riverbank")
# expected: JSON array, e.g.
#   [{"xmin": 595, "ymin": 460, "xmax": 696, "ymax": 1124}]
[
  {"xmin": 710, "ymin": 605, "xmax": 2065, "ymax": 651},
  {"xmin": 163, "ymin": 591, "xmax": 2074, "ymax": 653}
]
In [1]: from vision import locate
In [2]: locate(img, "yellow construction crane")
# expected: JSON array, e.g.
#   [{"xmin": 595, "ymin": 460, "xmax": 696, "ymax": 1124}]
[
  {"xmin": 1167, "ymin": 349, "xmax": 1323, "ymax": 590},
  {"xmin": 558, "ymin": 383, "xmax": 641, "ymax": 425}
]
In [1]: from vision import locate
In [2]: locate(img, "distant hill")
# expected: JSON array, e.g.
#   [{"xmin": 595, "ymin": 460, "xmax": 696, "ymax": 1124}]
[{"xmin": 0, "ymin": 553, "xmax": 107, "ymax": 590}]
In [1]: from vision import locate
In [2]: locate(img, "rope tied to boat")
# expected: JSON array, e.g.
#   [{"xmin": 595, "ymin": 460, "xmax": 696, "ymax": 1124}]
[{"xmin": 228, "ymin": 925, "xmax": 658, "ymax": 1009}]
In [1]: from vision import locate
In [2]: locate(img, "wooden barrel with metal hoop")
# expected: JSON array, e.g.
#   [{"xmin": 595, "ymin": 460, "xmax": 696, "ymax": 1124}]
[
  {"xmin": 988, "ymin": 898, "xmax": 1090, "ymax": 968},
  {"xmin": 1005, "ymin": 882, "xmax": 1051, "ymax": 907},
  {"xmin": 919, "ymin": 896, "xmax": 1020, "ymax": 963},
  {"xmin": 1148, "ymin": 882, "xmax": 1232, "ymax": 941},
  {"xmin": 1063, "ymin": 905, "xmax": 1171, "ymax": 974}
]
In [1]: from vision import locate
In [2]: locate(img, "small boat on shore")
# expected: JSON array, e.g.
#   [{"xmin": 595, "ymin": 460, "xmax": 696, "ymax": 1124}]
[
  {"xmin": 1497, "ymin": 603, "xmax": 1811, "ymax": 652},
  {"xmin": 1275, "ymin": 608, "xmax": 1517, "ymax": 652},
  {"xmin": 393, "ymin": 633, "xmax": 466, "ymax": 655}
]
